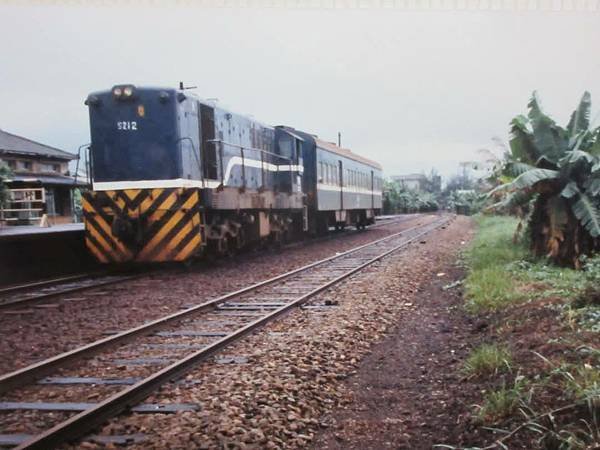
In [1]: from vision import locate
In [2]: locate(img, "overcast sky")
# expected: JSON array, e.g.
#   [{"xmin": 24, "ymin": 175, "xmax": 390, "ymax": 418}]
[{"xmin": 0, "ymin": 3, "xmax": 598, "ymax": 179}]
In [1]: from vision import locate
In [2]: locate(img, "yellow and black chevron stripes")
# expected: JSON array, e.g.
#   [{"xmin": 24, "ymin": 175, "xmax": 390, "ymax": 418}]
[{"xmin": 82, "ymin": 188, "xmax": 203, "ymax": 263}]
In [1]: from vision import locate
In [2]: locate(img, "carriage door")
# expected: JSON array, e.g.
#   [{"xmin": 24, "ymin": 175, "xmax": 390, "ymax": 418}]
[
  {"xmin": 183, "ymin": 100, "xmax": 201, "ymax": 180},
  {"xmin": 339, "ymin": 161, "xmax": 344, "ymax": 210},
  {"xmin": 294, "ymin": 139, "xmax": 303, "ymax": 193},
  {"xmin": 199, "ymin": 104, "xmax": 217, "ymax": 181},
  {"xmin": 370, "ymin": 170, "xmax": 374, "ymax": 209}
]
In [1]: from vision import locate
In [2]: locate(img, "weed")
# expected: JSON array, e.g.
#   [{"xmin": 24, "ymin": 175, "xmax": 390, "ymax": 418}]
[
  {"xmin": 477, "ymin": 379, "xmax": 526, "ymax": 424},
  {"xmin": 562, "ymin": 364, "xmax": 600, "ymax": 401},
  {"xmin": 463, "ymin": 344, "xmax": 512, "ymax": 377}
]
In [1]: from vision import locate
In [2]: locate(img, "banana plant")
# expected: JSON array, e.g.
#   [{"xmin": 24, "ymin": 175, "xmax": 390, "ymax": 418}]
[{"xmin": 491, "ymin": 91, "xmax": 600, "ymax": 267}]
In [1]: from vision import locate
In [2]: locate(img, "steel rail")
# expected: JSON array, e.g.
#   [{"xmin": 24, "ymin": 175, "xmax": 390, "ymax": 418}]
[
  {"xmin": 0, "ymin": 215, "xmax": 411, "ymax": 312},
  {"xmin": 0, "ymin": 274, "xmax": 95, "ymax": 296},
  {"xmin": 15, "ymin": 215, "xmax": 451, "ymax": 450},
  {"xmin": 0, "ymin": 274, "xmax": 141, "ymax": 311},
  {"xmin": 0, "ymin": 216, "xmax": 436, "ymax": 395}
]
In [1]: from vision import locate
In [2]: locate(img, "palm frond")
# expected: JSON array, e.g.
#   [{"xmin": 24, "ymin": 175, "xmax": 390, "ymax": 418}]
[
  {"xmin": 559, "ymin": 150, "xmax": 595, "ymax": 166},
  {"xmin": 561, "ymin": 181, "xmax": 580, "ymax": 199},
  {"xmin": 587, "ymin": 128, "xmax": 600, "ymax": 156},
  {"xmin": 571, "ymin": 192, "xmax": 600, "ymax": 238},
  {"xmin": 504, "ymin": 161, "xmax": 536, "ymax": 177},
  {"xmin": 487, "ymin": 181, "xmax": 513, "ymax": 197},
  {"xmin": 567, "ymin": 91, "xmax": 592, "ymax": 138},
  {"xmin": 509, "ymin": 115, "xmax": 539, "ymax": 164},
  {"xmin": 512, "ymin": 168, "xmax": 560, "ymax": 190},
  {"xmin": 534, "ymin": 154, "xmax": 559, "ymax": 170},
  {"xmin": 487, "ymin": 190, "xmax": 534, "ymax": 212},
  {"xmin": 584, "ymin": 177, "xmax": 600, "ymax": 197},
  {"xmin": 527, "ymin": 91, "xmax": 569, "ymax": 163}
]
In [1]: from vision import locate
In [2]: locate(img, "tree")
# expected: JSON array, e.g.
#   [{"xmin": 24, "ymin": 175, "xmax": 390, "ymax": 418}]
[
  {"xmin": 0, "ymin": 162, "xmax": 12, "ymax": 208},
  {"xmin": 383, "ymin": 179, "xmax": 439, "ymax": 214},
  {"xmin": 491, "ymin": 91, "xmax": 600, "ymax": 267}
]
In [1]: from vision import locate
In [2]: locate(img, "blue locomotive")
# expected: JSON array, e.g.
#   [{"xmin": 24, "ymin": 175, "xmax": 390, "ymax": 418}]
[{"xmin": 82, "ymin": 84, "xmax": 382, "ymax": 263}]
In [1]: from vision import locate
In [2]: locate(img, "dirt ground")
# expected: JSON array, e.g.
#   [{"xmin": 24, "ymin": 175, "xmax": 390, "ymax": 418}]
[
  {"xmin": 56, "ymin": 215, "xmax": 480, "ymax": 450},
  {"xmin": 314, "ymin": 217, "xmax": 482, "ymax": 449}
]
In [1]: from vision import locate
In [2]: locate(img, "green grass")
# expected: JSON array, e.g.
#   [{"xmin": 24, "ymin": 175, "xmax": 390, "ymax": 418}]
[
  {"xmin": 477, "ymin": 380, "xmax": 525, "ymax": 424},
  {"xmin": 464, "ymin": 215, "xmax": 528, "ymax": 312},
  {"xmin": 463, "ymin": 343, "xmax": 512, "ymax": 377},
  {"xmin": 561, "ymin": 363, "xmax": 600, "ymax": 400},
  {"xmin": 464, "ymin": 215, "xmax": 590, "ymax": 312},
  {"xmin": 460, "ymin": 215, "xmax": 600, "ymax": 447},
  {"xmin": 465, "ymin": 216, "xmax": 528, "ymax": 272}
]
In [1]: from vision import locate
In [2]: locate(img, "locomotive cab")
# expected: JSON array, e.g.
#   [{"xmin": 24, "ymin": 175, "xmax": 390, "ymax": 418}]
[
  {"xmin": 82, "ymin": 85, "xmax": 204, "ymax": 263},
  {"xmin": 86, "ymin": 85, "xmax": 200, "ymax": 185}
]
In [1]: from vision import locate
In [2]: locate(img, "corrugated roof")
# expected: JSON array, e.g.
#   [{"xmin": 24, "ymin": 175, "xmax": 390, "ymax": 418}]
[
  {"xmin": 0, "ymin": 129, "xmax": 76, "ymax": 160},
  {"xmin": 314, "ymin": 138, "xmax": 382, "ymax": 170}
]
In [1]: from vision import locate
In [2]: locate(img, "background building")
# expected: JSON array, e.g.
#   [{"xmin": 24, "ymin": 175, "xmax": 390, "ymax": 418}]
[
  {"xmin": 0, "ymin": 129, "xmax": 86, "ymax": 225},
  {"xmin": 390, "ymin": 173, "xmax": 428, "ymax": 191}
]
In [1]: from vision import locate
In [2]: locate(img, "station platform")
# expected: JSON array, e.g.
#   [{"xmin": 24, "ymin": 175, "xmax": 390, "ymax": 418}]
[
  {"xmin": 0, "ymin": 223, "xmax": 84, "ymax": 242},
  {"xmin": 0, "ymin": 223, "xmax": 94, "ymax": 286}
]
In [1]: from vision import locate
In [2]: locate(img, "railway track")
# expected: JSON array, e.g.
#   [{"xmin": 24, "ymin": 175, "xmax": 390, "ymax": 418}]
[
  {"xmin": 0, "ymin": 215, "xmax": 414, "ymax": 312},
  {"xmin": 0, "ymin": 214, "xmax": 451, "ymax": 449},
  {"xmin": 0, "ymin": 273, "xmax": 140, "ymax": 311}
]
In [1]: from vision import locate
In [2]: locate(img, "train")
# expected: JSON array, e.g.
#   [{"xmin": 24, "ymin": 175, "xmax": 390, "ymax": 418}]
[{"xmin": 81, "ymin": 84, "xmax": 383, "ymax": 263}]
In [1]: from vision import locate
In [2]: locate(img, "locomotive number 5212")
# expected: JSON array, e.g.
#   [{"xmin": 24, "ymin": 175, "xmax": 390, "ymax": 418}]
[{"xmin": 117, "ymin": 121, "xmax": 137, "ymax": 131}]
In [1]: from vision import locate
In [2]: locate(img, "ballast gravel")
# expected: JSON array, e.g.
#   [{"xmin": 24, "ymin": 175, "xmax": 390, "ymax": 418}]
[
  {"xmin": 62, "ymin": 215, "xmax": 471, "ymax": 450},
  {"xmin": 0, "ymin": 216, "xmax": 423, "ymax": 375}
]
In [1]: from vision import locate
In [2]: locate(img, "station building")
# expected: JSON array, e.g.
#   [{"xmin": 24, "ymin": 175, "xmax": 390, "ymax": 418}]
[{"xmin": 0, "ymin": 129, "xmax": 87, "ymax": 226}]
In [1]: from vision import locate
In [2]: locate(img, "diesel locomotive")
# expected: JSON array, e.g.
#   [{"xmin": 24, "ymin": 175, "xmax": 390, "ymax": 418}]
[{"xmin": 82, "ymin": 84, "xmax": 383, "ymax": 263}]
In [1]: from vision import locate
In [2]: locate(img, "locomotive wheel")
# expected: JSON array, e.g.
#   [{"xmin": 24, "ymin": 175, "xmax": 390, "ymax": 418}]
[{"xmin": 223, "ymin": 236, "xmax": 237, "ymax": 258}]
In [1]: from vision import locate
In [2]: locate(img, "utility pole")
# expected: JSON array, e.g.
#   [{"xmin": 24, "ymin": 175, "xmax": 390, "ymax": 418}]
[{"xmin": 338, "ymin": 132, "xmax": 341, "ymax": 147}]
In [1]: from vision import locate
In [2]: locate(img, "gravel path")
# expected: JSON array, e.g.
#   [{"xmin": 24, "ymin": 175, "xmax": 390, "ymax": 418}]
[
  {"xmin": 58, "ymin": 214, "xmax": 472, "ymax": 449},
  {"xmin": 0, "ymin": 215, "xmax": 425, "ymax": 375}
]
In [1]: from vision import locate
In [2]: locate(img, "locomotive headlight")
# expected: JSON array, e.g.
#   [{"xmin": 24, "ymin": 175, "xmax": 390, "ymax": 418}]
[
  {"xmin": 123, "ymin": 86, "xmax": 133, "ymax": 97},
  {"xmin": 113, "ymin": 87, "xmax": 123, "ymax": 97}
]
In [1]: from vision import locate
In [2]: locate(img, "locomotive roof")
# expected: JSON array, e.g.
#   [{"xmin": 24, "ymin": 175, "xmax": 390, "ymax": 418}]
[
  {"xmin": 314, "ymin": 138, "xmax": 382, "ymax": 170},
  {"xmin": 87, "ymin": 86, "xmax": 381, "ymax": 170}
]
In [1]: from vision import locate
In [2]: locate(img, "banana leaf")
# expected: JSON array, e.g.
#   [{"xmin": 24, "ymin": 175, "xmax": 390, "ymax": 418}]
[{"xmin": 571, "ymin": 192, "xmax": 600, "ymax": 238}]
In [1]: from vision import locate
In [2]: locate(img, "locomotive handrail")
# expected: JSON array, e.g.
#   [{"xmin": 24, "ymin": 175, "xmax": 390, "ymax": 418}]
[
  {"xmin": 207, "ymin": 138, "xmax": 295, "ymax": 189},
  {"xmin": 206, "ymin": 139, "xmax": 293, "ymax": 162},
  {"xmin": 175, "ymin": 137, "xmax": 203, "ymax": 181},
  {"xmin": 73, "ymin": 143, "xmax": 91, "ymax": 187}
]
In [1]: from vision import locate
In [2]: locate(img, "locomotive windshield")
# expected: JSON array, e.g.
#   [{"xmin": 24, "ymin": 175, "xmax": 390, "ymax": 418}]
[{"xmin": 87, "ymin": 86, "xmax": 181, "ymax": 183}]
